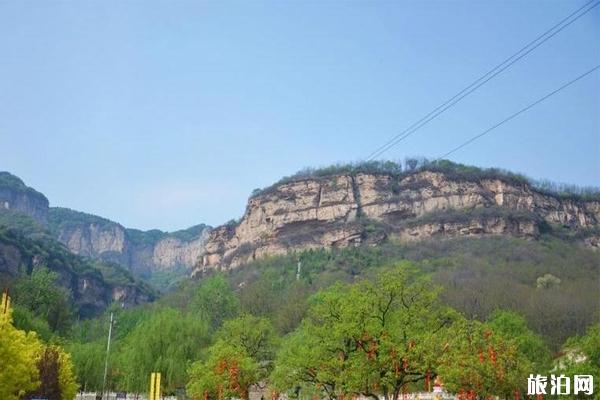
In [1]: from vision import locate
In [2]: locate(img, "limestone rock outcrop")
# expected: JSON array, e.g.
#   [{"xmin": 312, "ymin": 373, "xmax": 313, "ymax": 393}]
[
  {"xmin": 195, "ymin": 170, "xmax": 599, "ymax": 274},
  {"xmin": 49, "ymin": 208, "xmax": 211, "ymax": 276}
]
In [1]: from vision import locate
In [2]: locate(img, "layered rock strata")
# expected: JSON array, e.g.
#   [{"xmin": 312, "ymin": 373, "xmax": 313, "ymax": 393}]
[{"xmin": 196, "ymin": 171, "xmax": 599, "ymax": 273}]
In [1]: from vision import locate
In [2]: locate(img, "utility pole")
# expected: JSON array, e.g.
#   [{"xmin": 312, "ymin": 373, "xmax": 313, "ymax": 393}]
[{"xmin": 102, "ymin": 312, "xmax": 114, "ymax": 400}]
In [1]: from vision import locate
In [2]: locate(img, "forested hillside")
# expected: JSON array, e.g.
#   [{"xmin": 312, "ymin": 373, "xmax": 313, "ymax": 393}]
[{"xmin": 53, "ymin": 233, "xmax": 598, "ymax": 396}]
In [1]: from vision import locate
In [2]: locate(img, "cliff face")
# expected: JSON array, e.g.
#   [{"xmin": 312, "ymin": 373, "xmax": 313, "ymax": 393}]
[
  {"xmin": 49, "ymin": 208, "xmax": 211, "ymax": 276},
  {"xmin": 0, "ymin": 229, "xmax": 154, "ymax": 317},
  {"xmin": 0, "ymin": 172, "xmax": 49, "ymax": 224},
  {"xmin": 0, "ymin": 171, "xmax": 211, "ymax": 280},
  {"xmin": 196, "ymin": 171, "xmax": 600, "ymax": 273}
]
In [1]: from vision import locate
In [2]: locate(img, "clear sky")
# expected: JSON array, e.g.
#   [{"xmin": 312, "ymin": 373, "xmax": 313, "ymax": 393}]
[{"xmin": 1, "ymin": 0, "xmax": 598, "ymax": 231}]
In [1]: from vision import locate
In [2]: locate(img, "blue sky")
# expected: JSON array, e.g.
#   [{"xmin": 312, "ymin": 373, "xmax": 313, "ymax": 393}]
[{"xmin": 1, "ymin": 0, "xmax": 598, "ymax": 230}]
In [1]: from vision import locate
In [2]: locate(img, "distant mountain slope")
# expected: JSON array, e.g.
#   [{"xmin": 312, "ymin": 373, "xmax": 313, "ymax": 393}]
[
  {"xmin": 0, "ymin": 171, "xmax": 49, "ymax": 224},
  {"xmin": 0, "ymin": 210, "xmax": 156, "ymax": 317},
  {"xmin": 195, "ymin": 160, "xmax": 600, "ymax": 274},
  {"xmin": 0, "ymin": 171, "xmax": 211, "ymax": 289},
  {"xmin": 48, "ymin": 207, "xmax": 211, "ymax": 281}
]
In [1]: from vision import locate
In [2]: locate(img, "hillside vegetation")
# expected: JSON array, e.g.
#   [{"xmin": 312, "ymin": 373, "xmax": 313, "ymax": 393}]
[
  {"xmin": 0, "ymin": 210, "xmax": 156, "ymax": 319},
  {"xmin": 57, "ymin": 234, "xmax": 599, "ymax": 397},
  {"xmin": 212, "ymin": 236, "xmax": 599, "ymax": 349},
  {"xmin": 0, "ymin": 171, "xmax": 48, "ymax": 202}
]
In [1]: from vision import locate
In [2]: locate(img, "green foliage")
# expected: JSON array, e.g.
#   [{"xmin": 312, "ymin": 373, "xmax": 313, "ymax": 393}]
[
  {"xmin": 217, "ymin": 314, "xmax": 279, "ymax": 377},
  {"xmin": 125, "ymin": 228, "xmax": 168, "ymax": 247},
  {"xmin": 67, "ymin": 304, "xmax": 158, "ymax": 391},
  {"xmin": 116, "ymin": 307, "xmax": 210, "ymax": 393},
  {"xmin": 486, "ymin": 310, "xmax": 551, "ymax": 370},
  {"xmin": 0, "ymin": 303, "xmax": 43, "ymax": 400},
  {"xmin": 536, "ymin": 273, "xmax": 561, "ymax": 289},
  {"xmin": 187, "ymin": 340, "xmax": 258, "ymax": 400},
  {"xmin": 271, "ymin": 265, "xmax": 460, "ymax": 399},
  {"xmin": 67, "ymin": 340, "xmax": 106, "ymax": 392},
  {"xmin": 0, "ymin": 226, "xmax": 156, "ymax": 318},
  {"xmin": 270, "ymin": 267, "xmax": 543, "ymax": 399},
  {"xmin": 0, "ymin": 209, "xmax": 48, "ymax": 237},
  {"xmin": 12, "ymin": 304, "xmax": 55, "ymax": 342},
  {"xmin": 13, "ymin": 266, "xmax": 73, "ymax": 334},
  {"xmin": 4, "ymin": 223, "xmax": 594, "ymax": 397},
  {"xmin": 191, "ymin": 273, "xmax": 240, "ymax": 331},
  {"xmin": 0, "ymin": 171, "xmax": 48, "ymax": 203},
  {"xmin": 230, "ymin": 236, "xmax": 599, "ymax": 349},
  {"xmin": 169, "ymin": 224, "xmax": 209, "ymax": 242},
  {"xmin": 48, "ymin": 207, "xmax": 117, "ymax": 234},
  {"xmin": 438, "ymin": 319, "xmax": 532, "ymax": 398},
  {"xmin": 146, "ymin": 266, "xmax": 190, "ymax": 292},
  {"xmin": 57, "ymin": 346, "xmax": 79, "ymax": 400}
]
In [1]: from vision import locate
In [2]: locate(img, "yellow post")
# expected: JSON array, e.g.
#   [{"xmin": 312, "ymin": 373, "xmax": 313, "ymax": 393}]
[
  {"xmin": 155, "ymin": 372, "xmax": 161, "ymax": 400},
  {"xmin": 150, "ymin": 372, "xmax": 156, "ymax": 400},
  {"xmin": 1, "ymin": 290, "xmax": 10, "ymax": 314},
  {"xmin": 149, "ymin": 372, "xmax": 161, "ymax": 400}
]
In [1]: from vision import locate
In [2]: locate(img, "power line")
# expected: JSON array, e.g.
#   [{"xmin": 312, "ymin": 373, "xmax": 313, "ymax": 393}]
[
  {"xmin": 367, "ymin": 0, "xmax": 599, "ymax": 160},
  {"xmin": 366, "ymin": 0, "xmax": 600, "ymax": 161},
  {"xmin": 434, "ymin": 64, "xmax": 599, "ymax": 161}
]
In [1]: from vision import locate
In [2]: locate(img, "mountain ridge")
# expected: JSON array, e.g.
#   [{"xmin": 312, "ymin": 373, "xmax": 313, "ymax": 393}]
[{"xmin": 194, "ymin": 160, "xmax": 600, "ymax": 275}]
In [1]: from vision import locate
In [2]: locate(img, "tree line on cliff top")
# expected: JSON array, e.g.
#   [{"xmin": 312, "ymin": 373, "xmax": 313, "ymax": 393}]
[{"xmin": 251, "ymin": 159, "xmax": 600, "ymax": 201}]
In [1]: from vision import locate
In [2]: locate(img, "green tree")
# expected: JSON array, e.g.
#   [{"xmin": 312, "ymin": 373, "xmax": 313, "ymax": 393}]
[
  {"xmin": 0, "ymin": 300, "xmax": 42, "ymax": 400},
  {"xmin": 271, "ymin": 265, "xmax": 458, "ymax": 400},
  {"xmin": 67, "ymin": 340, "xmax": 106, "ymax": 392},
  {"xmin": 273, "ymin": 280, "xmax": 310, "ymax": 334},
  {"xmin": 187, "ymin": 340, "xmax": 258, "ymax": 400},
  {"xmin": 438, "ymin": 319, "xmax": 532, "ymax": 399},
  {"xmin": 13, "ymin": 266, "xmax": 73, "ymax": 333},
  {"xmin": 192, "ymin": 273, "xmax": 239, "ymax": 330},
  {"xmin": 217, "ymin": 314, "xmax": 279, "ymax": 378},
  {"xmin": 487, "ymin": 310, "xmax": 551, "ymax": 370},
  {"xmin": 116, "ymin": 307, "xmax": 210, "ymax": 393},
  {"xmin": 12, "ymin": 304, "xmax": 54, "ymax": 341},
  {"xmin": 56, "ymin": 346, "xmax": 79, "ymax": 400}
]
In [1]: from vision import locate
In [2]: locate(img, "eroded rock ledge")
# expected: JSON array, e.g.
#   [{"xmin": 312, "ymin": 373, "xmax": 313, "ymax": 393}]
[{"xmin": 194, "ymin": 171, "xmax": 599, "ymax": 274}]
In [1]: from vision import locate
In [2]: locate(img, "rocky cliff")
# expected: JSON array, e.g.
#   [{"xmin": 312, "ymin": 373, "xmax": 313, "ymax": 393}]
[
  {"xmin": 48, "ymin": 208, "xmax": 211, "ymax": 277},
  {"xmin": 195, "ymin": 166, "xmax": 600, "ymax": 274},
  {"xmin": 0, "ymin": 224, "xmax": 155, "ymax": 316},
  {"xmin": 0, "ymin": 172, "xmax": 211, "ymax": 282},
  {"xmin": 0, "ymin": 172, "xmax": 49, "ymax": 224}
]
